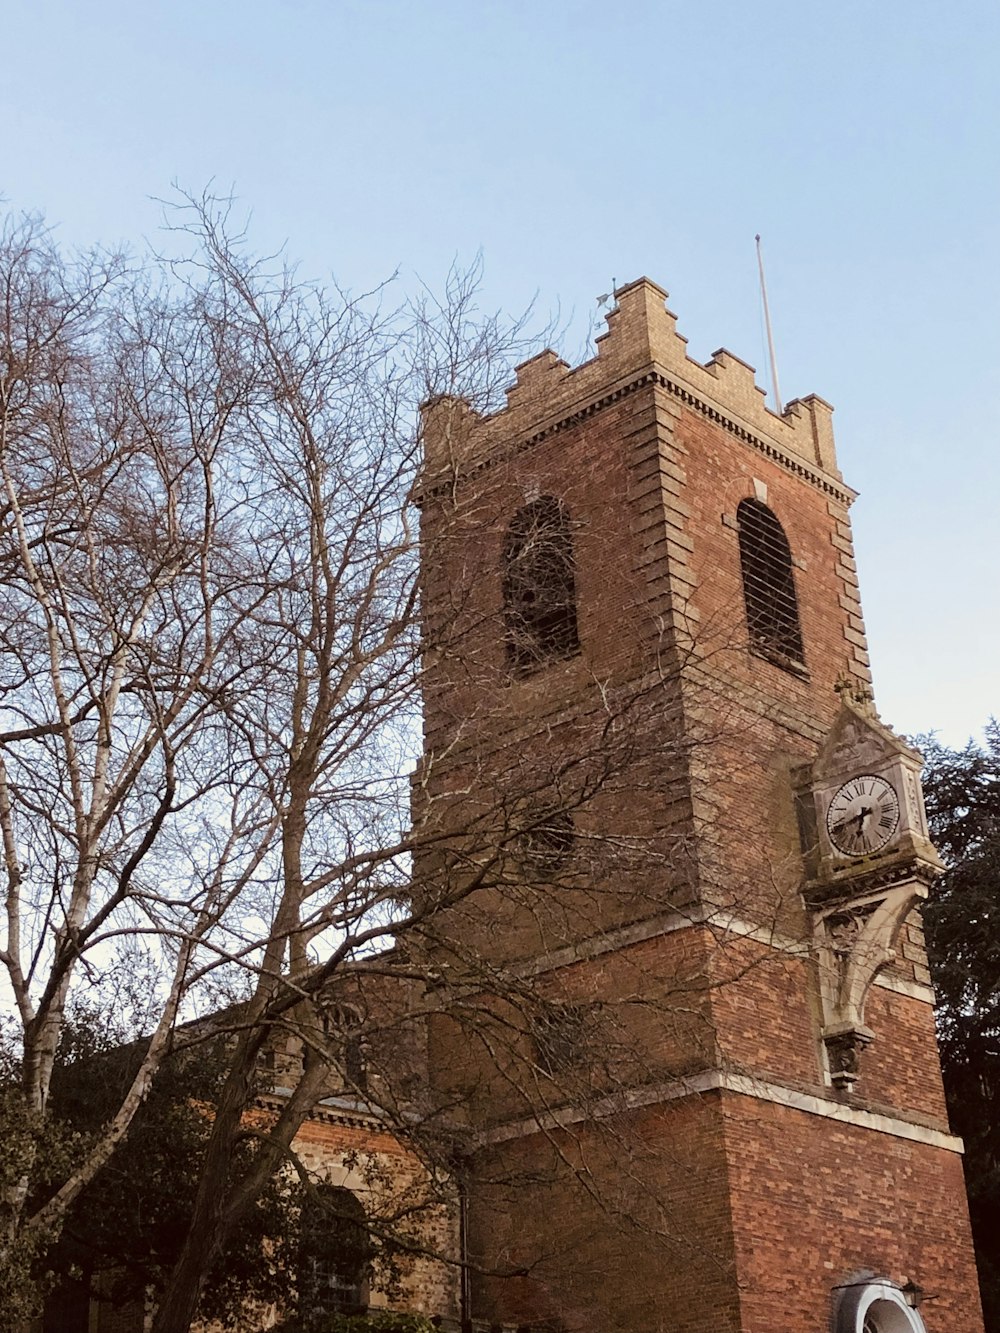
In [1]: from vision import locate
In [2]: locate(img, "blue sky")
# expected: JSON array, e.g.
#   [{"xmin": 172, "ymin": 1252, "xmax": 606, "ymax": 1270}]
[{"xmin": 3, "ymin": 0, "xmax": 997, "ymax": 745}]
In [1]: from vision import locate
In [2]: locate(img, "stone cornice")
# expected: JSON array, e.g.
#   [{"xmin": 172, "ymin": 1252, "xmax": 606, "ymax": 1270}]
[
  {"xmin": 477, "ymin": 1069, "xmax": 962, "ymax": 1155},
  {"xmin": 874, "ymin": 971, "xmax": 936, "ymax": 1004},
  {"xmin": 508, "ymin": 902, "xmax": 795, "ymax": 980},
  {"xmin": 506, "ymin": 903, "xmax": 936, "ymax": 1002},
  {"xmin": 421, "ymin": 367, "xmax": 855, "ymax": 508},
  {"xmin": 649, "ymin": 370, "xmax": 855, "ymax": 505},
  {"xmin": 804, "ymin": 854, "xmax": 940, "ymax": 910},
  {"xmin": 256, "ymin": 1089, "xmax": 386, "ymax": 1133}
]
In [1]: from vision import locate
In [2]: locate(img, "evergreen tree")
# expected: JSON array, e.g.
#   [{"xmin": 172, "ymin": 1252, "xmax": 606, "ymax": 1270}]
[{"xmin": 921, "ymin": 722, "xmax": 1000, "ymax": 1331}]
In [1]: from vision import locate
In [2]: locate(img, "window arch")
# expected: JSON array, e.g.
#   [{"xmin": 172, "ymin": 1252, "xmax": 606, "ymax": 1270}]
[
  {"xmin": 834, "ymin": 1279, "xmax": 928, "ymax": 1333},
  {"xmin": 502, "ymin": 496, "xmax": 580, "ymax": 673},
  {"xmin": 736, "ymin": 497, "xmax": 805, "ymax": 666},
  {"xmin": 298, "ymin": 1184, "xmax": 372, "ymax": 1321}
]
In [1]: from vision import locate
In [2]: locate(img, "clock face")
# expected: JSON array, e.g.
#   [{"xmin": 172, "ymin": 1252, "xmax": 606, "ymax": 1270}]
[{"xmin": 826, "ymin": 774, "xmax": 900, "ymax": 856}]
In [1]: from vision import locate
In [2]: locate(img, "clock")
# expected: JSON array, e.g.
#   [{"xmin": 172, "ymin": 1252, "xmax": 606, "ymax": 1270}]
[{"xmin": 826, "ymin": 774, "xmax": 900, "ymax": 857}]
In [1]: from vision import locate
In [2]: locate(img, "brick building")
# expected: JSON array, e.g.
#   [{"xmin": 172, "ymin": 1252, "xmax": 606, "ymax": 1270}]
[{"xmin": 412, "ymin": 278, "xmax": 985, "ymax": 1333}]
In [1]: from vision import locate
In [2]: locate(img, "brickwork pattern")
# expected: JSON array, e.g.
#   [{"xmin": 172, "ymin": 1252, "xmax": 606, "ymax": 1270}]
[
  {"xmin": 722, "ymin": 1093, "xmax": 983, "ymax": 1333},
  {"xmin": 468, "ymin": 1097, "xmax": 741, "ymax": 1333}
]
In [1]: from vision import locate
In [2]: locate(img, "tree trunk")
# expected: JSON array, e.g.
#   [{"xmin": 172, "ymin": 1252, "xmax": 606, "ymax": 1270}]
[{"xmin": 148, "ymin": 1036, "xmax": 260, "ymax": 1333}]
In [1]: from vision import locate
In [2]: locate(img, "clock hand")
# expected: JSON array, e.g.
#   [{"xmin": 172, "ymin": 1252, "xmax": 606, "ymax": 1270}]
[
  {"xmin": 831, "ymin": 807, "xmax": 874, "ymax": 842},
  {"xmin": 831, "ymin": 807, "xmax": 868, "ymax": 833},
  {"xmin": 845, "ymin": 807, "xmax": 875, "ymax": 849}
]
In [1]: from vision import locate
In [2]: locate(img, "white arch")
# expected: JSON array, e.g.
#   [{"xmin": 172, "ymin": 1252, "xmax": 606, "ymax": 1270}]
[{"xmin": 853, "ymin": 1282, "xmax": 928, "ymax": 1333}]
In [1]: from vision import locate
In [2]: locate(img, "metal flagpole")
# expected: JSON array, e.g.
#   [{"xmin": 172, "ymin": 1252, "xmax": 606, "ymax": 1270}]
[{"xmin": 755, "ymin": 233, "xmax": 783, "ymax": 414}]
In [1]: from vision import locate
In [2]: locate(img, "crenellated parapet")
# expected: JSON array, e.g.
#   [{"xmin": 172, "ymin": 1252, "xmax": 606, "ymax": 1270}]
[{"xmin": 421, "ymin": 276, "xmax": 844, "ymax": 495}]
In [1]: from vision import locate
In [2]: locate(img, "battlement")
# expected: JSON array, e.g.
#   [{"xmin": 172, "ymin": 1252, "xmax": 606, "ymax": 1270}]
[{"xmin": 422, "ymin": 276, "xmax": 839, "ymax": 483}]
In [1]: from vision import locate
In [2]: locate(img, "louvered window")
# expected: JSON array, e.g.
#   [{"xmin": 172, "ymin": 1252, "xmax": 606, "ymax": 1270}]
[
  {"xmin": 503, "ymin": 497, "xmax": 580, "ymax": 673},
  {"xmin": 736, "ymin": 498, "xmax": 805, "ymax": 668}
]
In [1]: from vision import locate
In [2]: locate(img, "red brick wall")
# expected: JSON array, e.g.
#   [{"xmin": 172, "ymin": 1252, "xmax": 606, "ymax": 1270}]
[
  {"xmin": 722, "ymin": 1092, "xmax": 983, "ymax": 1333},
  {"xmin": 467, "ymin": 1090, "xmax": 983, "ymax": 1333},
  {"xmin": 468, "ymin": 1096, "xmax": 740, "ymax": 1333}
]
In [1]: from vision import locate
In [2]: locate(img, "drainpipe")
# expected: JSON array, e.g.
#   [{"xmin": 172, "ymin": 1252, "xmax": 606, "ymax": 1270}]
[{"xmin": 459, "ymin": 1168, "xmax": 472, "ymax": 1333}]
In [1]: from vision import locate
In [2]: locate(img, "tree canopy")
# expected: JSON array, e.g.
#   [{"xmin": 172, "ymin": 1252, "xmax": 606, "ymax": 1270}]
[
  {"xmin": 920, "ymin": 721, "xmax": 1000, "ymax": 1331},
  {"xmin": 0, "ymin": 195, "xmax": 699, "ymax": 1332},
  {"xmin": 0, "ymin": 194, "xmax": 539, "ymax": 1330}
]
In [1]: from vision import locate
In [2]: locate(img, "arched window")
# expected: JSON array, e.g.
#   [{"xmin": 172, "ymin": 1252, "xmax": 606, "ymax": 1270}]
[
  {"xmin": 503, "ymin": 497, "xmax": 580, "ymax": 673},
  {"xmin": 736, "ymin": 497, "xmax": 805, "ymax": 667},
  {"xmin": 532, "ymin": 1001, "xmax": 587, "ymax": 1077},
  {"xmin": 344, "ymin": 1029, "xmax": 367, "ymax": 1092},
  {"xmin": 859, "ymin": 1302, "xmax": 923, "ymax": 1333},
  {"xmin": 298, "ymin": 1184, "xmax": 372, "ymax": 1321}
]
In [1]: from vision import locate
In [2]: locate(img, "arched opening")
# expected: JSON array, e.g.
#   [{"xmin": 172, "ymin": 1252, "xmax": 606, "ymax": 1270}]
[
  {"xmin": 736, "ymin": 497, "xmax": 805, "ymax": 667},
  {"xmin": 518, "ymin": 806, "xmax": 574, "ymax": 876},
  {"xmin": 532, "ymin": 1002, "xmax": 587, "ymax": 1078},
  {"xmin": 503, "ymin": 497, "xmax": 580, "ymax": 673},
  {"xmin": 861, "ymin": 1300, "xmax": 923, "ymax": 1333},
  {"xmin": 835, "ymin": 1280, "xmax": 928, "ymax": 1333},
  {"xmin": 297, "ymin": 1184, "xmax": 372, "ymax": 1322}
]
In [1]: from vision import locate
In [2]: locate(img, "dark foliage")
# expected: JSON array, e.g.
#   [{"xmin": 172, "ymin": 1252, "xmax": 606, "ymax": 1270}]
[
  {"xmin": 269, "ymin": 1310, "xmax": 438, "ymax": 1333},
  {"xmin": 36, "ymin": 1009, "xmax": 299, "ymax": 1328},
  {"xmin": 920, "ymin": 721, "xmax": 1000, "ymax": 1332}
]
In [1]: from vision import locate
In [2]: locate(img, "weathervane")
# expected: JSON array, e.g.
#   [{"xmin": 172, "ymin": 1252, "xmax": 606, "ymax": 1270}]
[{"xmin": 596, "ymin": 279, "xmax": 617, "ymax": 311}]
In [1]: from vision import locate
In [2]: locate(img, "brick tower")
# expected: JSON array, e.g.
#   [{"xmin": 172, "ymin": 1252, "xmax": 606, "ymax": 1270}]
[{"xmin": 415, "ymin": 280, "xmax": 984, "ymax": 1333}]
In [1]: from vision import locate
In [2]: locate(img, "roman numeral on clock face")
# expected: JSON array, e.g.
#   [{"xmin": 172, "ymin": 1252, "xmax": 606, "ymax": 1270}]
[{"xmin": 826, "ymin": 774, "xmax": 900, "ymax": 856}]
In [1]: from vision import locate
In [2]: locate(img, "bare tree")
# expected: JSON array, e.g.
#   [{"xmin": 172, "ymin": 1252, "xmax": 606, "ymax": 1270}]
[
  {"xmin": 0, "ymin": 196, "xmax": 430, "ymax": 1323},
  {"xmin": 0, "ymin": 200, "xmax": 794, "ymax": 1333},
  {"xmin": 0, "ymin": 197, "xmax": 587, "ymax": 1327}
]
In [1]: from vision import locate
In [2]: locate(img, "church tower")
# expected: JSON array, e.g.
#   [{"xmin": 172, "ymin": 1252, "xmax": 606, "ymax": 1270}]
[{"xmin": 415, "ymin": 280, "xmax": 984, "ymax": 1333}]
